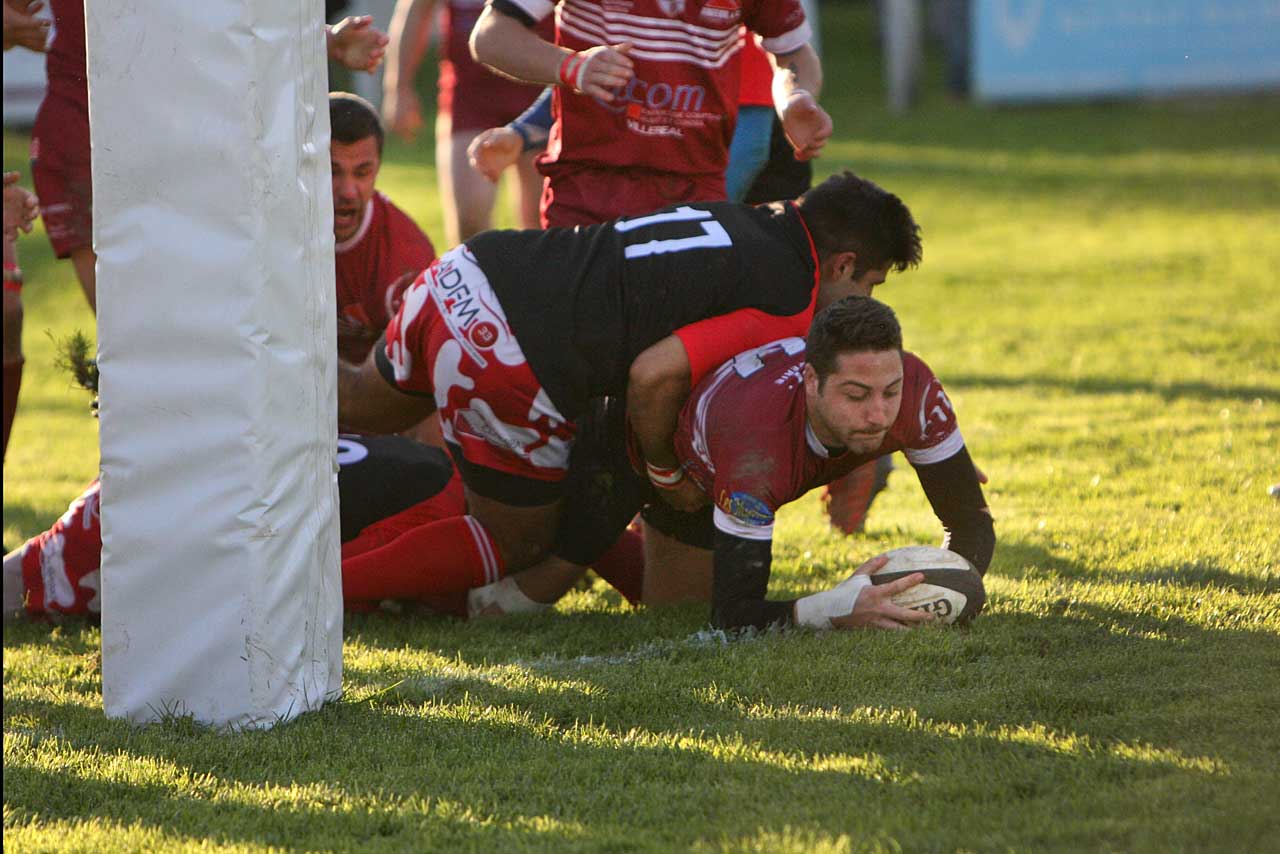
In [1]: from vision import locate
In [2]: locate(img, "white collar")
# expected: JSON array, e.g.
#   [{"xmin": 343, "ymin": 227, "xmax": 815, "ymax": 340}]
[{"xmin": 334, "ymin": 198, "xmax": 375, "ymax": 254}]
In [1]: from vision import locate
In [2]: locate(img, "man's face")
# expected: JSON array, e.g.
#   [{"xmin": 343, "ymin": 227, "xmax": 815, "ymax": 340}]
[
  {"xmin": 331, "ymin": 136, "xmax": 380, "ymax": 243},
  {"xmin": 804, "ymin": 349, "xmax": 903, "ymax": 454}
]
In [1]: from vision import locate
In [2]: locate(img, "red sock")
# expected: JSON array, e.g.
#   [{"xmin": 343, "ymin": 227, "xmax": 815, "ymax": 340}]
[
  {"xmin": 2, "ymin": 358, "xmax": 22, "ymax": 463},
  {"xmin": 340, "ymin": 515, "xmax": 503, "ymax": 602},
  {"xmin": 591, "ymin": 527, "xmax": 645, "ymax": 606}
]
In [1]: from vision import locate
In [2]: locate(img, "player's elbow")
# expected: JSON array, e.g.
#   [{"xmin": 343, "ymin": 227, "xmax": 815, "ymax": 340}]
[{"xmin": 628, "ymin": 343, "xmax": 687, "ymax": 403}]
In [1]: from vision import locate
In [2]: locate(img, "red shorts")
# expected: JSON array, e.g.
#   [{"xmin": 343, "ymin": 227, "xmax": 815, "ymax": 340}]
[
  {"xmin": 383, "ymin": 247, "xmax": 576, "ymax": 500},
  {"xmin": 31, "ymin": 93, "xmax": 93, "ymax": 259},
  {"xmin": 439, "ymin": 60, "xmax": 544, "ymax": 135},
  {"xmin": 539, "ymin": 165, "xmax": 728, "ymax": 228}
]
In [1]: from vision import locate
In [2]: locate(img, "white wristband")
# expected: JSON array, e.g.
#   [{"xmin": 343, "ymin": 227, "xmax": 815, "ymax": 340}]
[
  {"xmin": 467, "ymin": 576, "xmax": 551, "ymax": 618},
  {"xmin": 794, "ymin": 575, "xmax": 871, "ymax": 629}
]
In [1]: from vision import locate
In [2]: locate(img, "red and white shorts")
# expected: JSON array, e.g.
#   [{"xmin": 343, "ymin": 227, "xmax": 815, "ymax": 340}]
[
  {"xmin": 383, "ymin": 246, "xmax": 576, "ymax": 499},
  {"xmin": 13, "ymin": 480, "xmax": 103, "ymax": 618}
]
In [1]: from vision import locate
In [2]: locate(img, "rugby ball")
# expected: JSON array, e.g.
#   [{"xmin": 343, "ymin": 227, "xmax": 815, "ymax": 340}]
[{"xmin": 871, "ymin": 546, "xmax": 986, "ymax": 625}]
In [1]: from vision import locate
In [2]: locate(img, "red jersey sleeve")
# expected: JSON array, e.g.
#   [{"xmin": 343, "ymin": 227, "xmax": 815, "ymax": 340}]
[
  {"xmin": 673, "ymin": 299, "xmax": 815, "ymax": 389},
  {"xmin": 744, "ymin": 0, "xmax": 811, "ymax": 54},
  {"xmin": 897, "ymin": 352, "xmax": 965, "ymax": 466},
  {"xmin": 381, "ymin": 270, "xmax": 437, "ymax": 397},
  {"xmin": 382, "ymin": 200, "xmax": 437, "ymax": 322}
]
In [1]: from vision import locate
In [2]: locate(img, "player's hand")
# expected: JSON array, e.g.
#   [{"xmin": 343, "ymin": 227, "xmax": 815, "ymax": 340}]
[
  {"xmin": 973, "ymin": 464, "xmax": 989, "ymax": 484},
  {"xmin": 467, "ymin": 127, "xmax": 523, "ymax": 183},
  {"xmin": 3, "ymin": 1, "xmax": 50, "ymax": 53},
  {"xmin": 3, "ymin": 172, "xmax": 39, "ymax": 240},
  {"xmin": 780, "ymin": 91, "xmax": 833, "ymax": 161},
  {"xmin": 559, "ymin": 43, "xmax": 634, "ymax": 101},
  {"xmin": 383, "ymin": 88, "xmax": 424, "ymax": 142},
  {"xmin": 829, "ymin": 555, "xmax": 935, "ymax": 631},
  {"xmin": 654, "ymin": 476, "xmax": 709, "ymax": 514},
  {"xmin": 327, "ymin": 15, "xmax": 389, "ymax": 74}
]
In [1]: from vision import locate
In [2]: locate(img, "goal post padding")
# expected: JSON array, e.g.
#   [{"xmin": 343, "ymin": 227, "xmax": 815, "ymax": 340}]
[{"xmin": 90, "ymin": 2, "xmax": 343, "ymax": 728}]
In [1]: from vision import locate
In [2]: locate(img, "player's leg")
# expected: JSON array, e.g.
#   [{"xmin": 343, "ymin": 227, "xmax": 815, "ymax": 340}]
[
  {"xmin": 641, "ymin": 521, "xmax": 713, "ymax": 605},
  {"xmin": 512, "ymin": 150, "xmax": 543, "ymax": 230},
  {"xmin": 2, "ymin": 271, "xmax": 23, "ymax": 462},
  {"xmin": 445, "ymin": 125, "xmax": 502, "ymax": 242},
  {"xmin": 3, "ymin": 480, "xmax": 103, "ymax": 621},
  {"xmin": 69, "ymin": 246, "xmax": 98, "ymax": 313}
]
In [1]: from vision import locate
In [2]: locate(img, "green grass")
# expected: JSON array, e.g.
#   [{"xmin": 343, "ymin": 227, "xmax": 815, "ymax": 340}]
[{"xmin": 5, "ymin": 3, "xmax": 1280, "ymax": 851}]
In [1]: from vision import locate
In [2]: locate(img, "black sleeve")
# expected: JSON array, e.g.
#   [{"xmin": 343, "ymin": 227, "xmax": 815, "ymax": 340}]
[
  {"xmin": 914, "ymin": 445, "xmax": 996, "ymax": 575},
  {"xmin": 490, "ymin": 0, "xmax": 539, "ymax": 28},
  {"xmin": 711, "ymin": 532, "xmax": 795, "ymax": 631}
]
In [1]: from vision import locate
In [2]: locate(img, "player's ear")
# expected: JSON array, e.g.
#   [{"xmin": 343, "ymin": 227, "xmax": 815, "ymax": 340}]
[{"xmin": 803, "ymin": 362, "xmax": 821, "ymax": 396}]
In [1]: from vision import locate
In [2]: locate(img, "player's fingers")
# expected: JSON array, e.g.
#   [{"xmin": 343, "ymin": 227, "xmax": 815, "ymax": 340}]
[
  {"xmin": 877, "ymin": 572, "xmax": 925, "ymax": 596},
  {"xmin": 853, "ymin": 555, "xmax": 891, "ymax": 576},
  {"xmin": 974, "ymin": 465, "xmax": 989, "ymax": 484},
  {"xmin": 884, "ymin": 603, "xmax": 934, "ymax": 624},
  {"xmin": 2, "ymin": 173, "xmax": 18, "ymax": 185}
]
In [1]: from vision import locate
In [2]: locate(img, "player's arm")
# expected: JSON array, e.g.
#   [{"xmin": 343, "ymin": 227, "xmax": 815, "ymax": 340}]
[
  {"xmin": 470, "ymin": 1, "xmax": 634, "ymax": 100},
  {"xmin": 914, "ymin": 446, "xmax": 996, "ymax": 574},
  {"xmin": 626, "ymin": 335, "xmax": 706, "ymax": 512},
  {"xmin": 768, "ymin": 43, "xmax": 832, "ymax": 161},
  {"xmin": 382, "ymin": 0, "xmax": 436, "ymax": 141},
  {"xmin": 713, "ymin": 533, "xmax": 931, "ymax": 631},
  {"xmin": 337, "ymin": 342, "xmax": 435, "ymax": 433}
]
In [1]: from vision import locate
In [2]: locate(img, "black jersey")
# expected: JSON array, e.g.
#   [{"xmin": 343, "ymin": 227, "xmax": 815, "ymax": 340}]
[
  {"xmin": 463, "ymin": 200, "xmax": 818, "ymax": 419},
  {"xmin": 336, "ymin": 434, "xmax": 455, "ymax": 542}
]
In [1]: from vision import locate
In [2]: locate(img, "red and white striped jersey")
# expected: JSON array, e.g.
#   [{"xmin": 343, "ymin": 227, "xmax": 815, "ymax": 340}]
[{"xmin": 500, "ymin": 0, "xmax": 810, "ymax": 178}]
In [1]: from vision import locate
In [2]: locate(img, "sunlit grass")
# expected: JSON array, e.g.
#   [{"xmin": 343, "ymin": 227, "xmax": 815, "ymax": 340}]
[{"xmin": 4, "ymin": 3, "xmax": 1280, "ymax": 851}]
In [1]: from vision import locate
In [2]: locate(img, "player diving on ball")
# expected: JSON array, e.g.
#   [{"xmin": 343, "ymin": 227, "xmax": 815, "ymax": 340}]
[{"xmin": 474, "ymin": 295, "xmax": 995, "ymax": 630}]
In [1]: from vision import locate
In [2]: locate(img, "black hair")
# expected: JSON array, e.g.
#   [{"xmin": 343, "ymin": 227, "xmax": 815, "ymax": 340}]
[
  {"xmin": 806, "ymin": 296, "xmax": 903, "ymax": 385},
  {"xmin": 329, "ymin": 92, "xmax": 384, "ymax": 155},
  {"xmin": 795, "ymin": 171, "xmax": 922, "ymax": 277}
]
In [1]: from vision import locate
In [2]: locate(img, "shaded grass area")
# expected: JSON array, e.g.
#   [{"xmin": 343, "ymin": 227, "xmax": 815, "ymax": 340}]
[{"xmin": 4, "ymin": 3, "xmax": 1280, "ymax": 851}]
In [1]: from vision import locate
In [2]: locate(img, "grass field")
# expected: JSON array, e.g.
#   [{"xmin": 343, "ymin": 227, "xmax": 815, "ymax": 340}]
[{"xmin": 4, "ymin": 4, "xmax": 1280, "ymax": 851}]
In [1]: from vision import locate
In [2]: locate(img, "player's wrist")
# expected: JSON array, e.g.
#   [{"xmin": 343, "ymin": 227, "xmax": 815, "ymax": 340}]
[
  {"xmin": 557, "ymin": 51, "xmax": 589, "ymax": 93},
  {"xmin": 795, "ymin": 576, "xmax": 871, "ymax": 629},
  {"xmin": 646, "ymin": 460, "xmax": 685, "ymax": 489}
]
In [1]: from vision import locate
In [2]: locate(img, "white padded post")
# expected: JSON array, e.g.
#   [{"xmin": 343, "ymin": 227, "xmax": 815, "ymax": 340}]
[{"xmin": 90, "ymin": 2, "xmax": 343, "ymax": 728}]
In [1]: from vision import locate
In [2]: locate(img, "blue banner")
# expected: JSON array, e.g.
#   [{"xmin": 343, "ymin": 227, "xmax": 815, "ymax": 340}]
[{"xmin": 973, "ymin": 0, "xmax": 1280, "ymax": 101}]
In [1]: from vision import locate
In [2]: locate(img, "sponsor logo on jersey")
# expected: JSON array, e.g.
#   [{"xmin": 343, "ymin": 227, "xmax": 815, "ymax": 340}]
[
  {"xmin": 657, "ymin": 0, "xmax": 685, "ymax": 17},
  {"xmin": 699, "ymin": 0, "xmax": 740, "ymax": 24},
  {"xmin": 600, "ymin": 76, "xmax": 708, "ymax": 115},
  {"xmin": 721, "ymin": 491, "xmax": 775, "ymax": 527},
  {"xmin": 469, "ymin": 321, "xmax": 499, "ymax": 349}
]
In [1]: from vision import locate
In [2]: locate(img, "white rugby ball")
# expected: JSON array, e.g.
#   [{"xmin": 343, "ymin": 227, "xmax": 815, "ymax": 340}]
[{"xmin": 871, "ymin": 546, "xmax": 986, "ymax": 625}]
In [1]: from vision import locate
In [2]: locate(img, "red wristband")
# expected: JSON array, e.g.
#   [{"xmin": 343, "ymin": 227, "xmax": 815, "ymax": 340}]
[
  {"xmin": 558, "ymin": 52, "xmax": 585, "ymax": 91},
  {"xmin": 3, "ymin": 262, "xmax": 22, "ymax": 292},
  {"xmin": 646, "ymin": 461, "xmax": 685, "ymax": 488}
]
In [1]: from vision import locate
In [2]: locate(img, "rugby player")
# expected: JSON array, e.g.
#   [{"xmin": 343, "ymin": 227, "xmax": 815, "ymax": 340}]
[
  {"xmin": 500, "ymin": 296, "xmax": 995, "ymax": 629},
  {"xmin": 382, "ymin": 0, "xmax": 549, "ymax": 243},
  {"xmin": 470, "ymin": 0, "xmax": 832, "ymax": 227},
  {"xmin": 2, "ymin": 431, "xmax": 645, "ymax": 621},
  {"xmin": 3, "ymin": 172, "xmax": 39, "ymax": 463},
  {"xmin": 337, "ymin": 171, "xmax": 922, "ymax": 602},
  {"xmin": 329, "ymin": 93, "xmax": 438, "ymax": 364}
]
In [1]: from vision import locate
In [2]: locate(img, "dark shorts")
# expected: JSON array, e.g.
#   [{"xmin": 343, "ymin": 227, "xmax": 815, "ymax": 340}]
[
  {"xmin": 553, "ymin": 397, "xmax": 712, "ymax": 566},
  {"xmin": 31, "ymin": 93, "xmax": 93, "ymax": 259}
]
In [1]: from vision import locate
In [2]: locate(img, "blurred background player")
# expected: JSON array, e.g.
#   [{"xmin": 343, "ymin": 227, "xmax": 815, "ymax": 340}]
[
  {"xmin": 29, "ymin": 2, "xmax": 389, "ymax": 313},
  {"xmin": 3, "ymin": 9, "xmax": 46, "ymax": 466},
  {"xmin": 470, "ymin": 0, "xmax": 832, "ymax": 227},
  {"xmin": 330, "ymin": 92, "xmax": 437, "ymax": 364},
  {"xmin": 381, "ymin": 0, "xmax": 549, "ymax": 245},
  {"xmin": 3, "ymin": 172, "xmax": 39, "ymax": 464}
]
